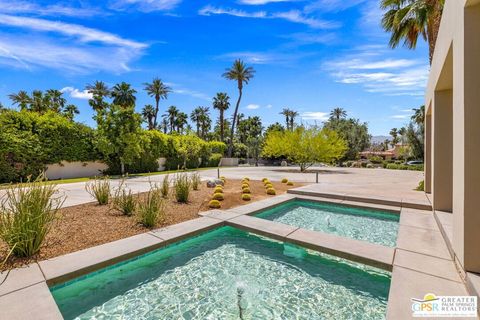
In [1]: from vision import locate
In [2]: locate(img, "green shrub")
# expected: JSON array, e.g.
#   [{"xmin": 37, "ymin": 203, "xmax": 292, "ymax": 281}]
[
  {"xmin": 207, "ymin": 153, "xmax": 223, "ymax": 167},
  {"xmin": 214, "ymin": 186, "xmax": 223, "ymax": 193},
  {"xmin": 287, "ymin": 181, "xmax": 294, "ymax": 186},
  {"xmin": 242, "ymin": 188, "xmax": 251, "ymax": 194},
  {"xmin": 174, "ymin": 173, "xmax": 191, "ymax": 203},
  {"xmin": 138, "ymin": 186, "xmax": 165, "ymax": 228},
  {"xmin": 416, "ymin": 180, "xmax": 425, "ymax": 191},
  {"xmin": 241, "ymin": 183, "xmax": 249, "ymax": 189},
  {"xmin": 368, "ymin": 156, "xmax": 383, "ymax": 164},
  {"xmin": 208, "ymin": 141, "xmax": 227, "ymax": 154},
  {"xmin": 242, "ymin": 194, "xmax": 251, "ymax": 201},
  {"xmin": 85, "ymin": 176, "xmax": 111, "ymax": 205},
  {"xmin": 386, "ymin": 163, "xmax": 424, "ymax": 171},
  {"xmin": 190, "ymin": 173, "xmax": 201, "ymax": 191},
  {"xmin": 212, "ymin": 193, "xmax": 224, "ymax": 201},
  {"xmin": 281, "ymin": 178, "xmax": 288, "ymax": 183},
  {"xmin": 161, "ymin": 174, "xmax": 169, "ymax": 198},
  {"xmin": 0, "ymin": 176, "xmax": 64, "ymax": 257},
  {"xmin": 208, "ymin": 200, "xmax": 221, "ymax": 209},
  {"xmin": 112, "ymin": 180, "xmax": 136, "ymax": 216}
]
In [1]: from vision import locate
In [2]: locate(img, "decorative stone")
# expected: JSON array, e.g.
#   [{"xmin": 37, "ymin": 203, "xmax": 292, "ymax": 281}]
[
  {"xmin": 207, "ymin": 179, "xmax": 224, "ymax": 188},
  {"xmin": 281, "ymin": 160, "xmax": 288, "ymax": 167}
]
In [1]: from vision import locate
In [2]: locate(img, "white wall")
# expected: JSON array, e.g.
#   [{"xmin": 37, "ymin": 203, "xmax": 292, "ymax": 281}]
[{"xmin": 45, "ymin": 161, "xmax": 108, "ymax": 180}]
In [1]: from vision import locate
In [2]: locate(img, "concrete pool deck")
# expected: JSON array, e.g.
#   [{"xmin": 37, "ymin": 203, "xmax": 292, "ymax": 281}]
[{"xmin": 0, "ymin": 190, "xmax": 476, "ymax": 319}]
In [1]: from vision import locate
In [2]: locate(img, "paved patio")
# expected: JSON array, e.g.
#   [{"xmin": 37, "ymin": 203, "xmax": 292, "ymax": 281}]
[{"xmin": 0, "ymin": 166, "xmax": 427, "ymax": 208}]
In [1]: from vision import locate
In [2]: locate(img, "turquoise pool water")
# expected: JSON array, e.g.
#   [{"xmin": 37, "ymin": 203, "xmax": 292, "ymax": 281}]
[
  {"xmin": 256, "ymin": 200, "xmax": 399, "ymax": 247},
  {"xmin": 51, "ymin": 227, "xmax": 391, "ymax": 320}
]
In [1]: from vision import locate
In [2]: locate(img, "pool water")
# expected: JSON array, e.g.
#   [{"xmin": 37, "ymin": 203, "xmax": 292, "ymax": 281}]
[
  {"xmin": 256, "ymin": 200, "xmax": 400, "ymax": 247},
  {"xmin": 51, "ymin": 227, "xmax": 391, "ymax": 320}
]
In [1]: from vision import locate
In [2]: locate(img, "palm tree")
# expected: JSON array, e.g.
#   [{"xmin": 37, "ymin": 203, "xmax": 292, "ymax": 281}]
[
  {"xmin": 144, "ymin": 78, "xmax": 171, "ymax": 129},
  {"xmin": 289, "ymin": 110, "xmax": 298, "ymax": 130},
  {"xmin": 280, "ymin": 108, "xmax": 291, "ymax": 130},
  {"xmin": 85, "ymin": 81, "xmax": 110, "ymax": 112},
  {"xmin": 381, "ymin": 0, "xmax": 444, "ymax": 64},
  {"xmin": 46, "ymin": 89, "xmax": 66, "ymax": 113},
  {"xmin": 383, "ymin": 139, "xmax": 391, "ymax": 151},
  {"xmin": 390, "ymin": 128, "xmax": 400, "ymax": 147},
  {"xmin": 212, "ymin": 92, "xmax": 230, "ymax": 142},
  {"xmin": 160, "ymin": 118, "xmax": 169, "ymax": 134},
  {"xmin": 30, "ymin": 90, "xmax": 47, "ymax": 113},
  {"xmin": 165, "ymin": 106, "xmax": 179, "ymax": 133},
  {"xmin": 175, "ymin": 112, "xmax": 188, "ymax": 133},
  {"xmin": 411, "ymin": 105, "xmax": 425, "ymax": 126},
  {"xmin": 8, "ymin": 90, "xmax": 31, "ymax": 110},
  {"xmin": 111, "ymin": 82, "xmax": 136, "ymax": 108},
  {"xmin": 199, "ymin": 106, "xmax": 211, "ymax": 138},
  {"xmin": 223, "ymin": 59, "xmax": 255, "ymax": 157},
  {"xmin": 142, "ymin": 105, "xmax": 156, "ymax": 130},
  {"xmin": 63, "ymin": 104, "xmax": 79, "ymax": 121},
  {"xmin": 330, "ymin": 107, "xmax": 347, "ymax": 120},
  {"xmin": 190, "ymin": 107, "xmax": 203, "ymax": 136}
]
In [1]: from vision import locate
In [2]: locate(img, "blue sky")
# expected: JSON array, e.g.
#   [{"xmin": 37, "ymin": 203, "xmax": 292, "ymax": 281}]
[{"xmin": 0, "ymin": 0, "xmax": 429, "ymax": 135}]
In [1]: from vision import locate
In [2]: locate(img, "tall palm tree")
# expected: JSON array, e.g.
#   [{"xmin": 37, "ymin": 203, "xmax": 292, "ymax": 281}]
[
  {"xmin": 330, "ymin": 107, "xmax": 347, "ymax": 120},
  {"xmin": 63, "ymin": 104, "xmax": 79, "ymax": 121},
  {"xmin": 111, "ymin": 82, "xmax": 136, "ymax": 108},
  {"xmin": 280, "ymin": 108, "xmax": 291, "ymax": 130},
  {"xmin": 46, "ymin": 89, "xmax": 66, "ymax": 113},
  {"xmin": 223, "ymin": 59, "xmax": 255, "ymax": 157},
  {"xmin": 190, "ymin": 107, "xmax": 203, "ymax": 136},
  {"xmin": 165, "ymin": 105, "xmax": 179, "ymax": 133},
  {"xmin": 199, "ymin": 106, "xmax": 211, "ymax": 138},
  {"xmin": 289, "ymin": 110, "xmax": 298, "ymax": 130},
  {"xmin": 175, "ymin": 112, "xmax": 188, "ymax": 133},
  {"xmin": 142, "ymin": 105, "xmax": 156, "ymax": 130},
  {"xmin": 30, "ymin": 90, "xmax": 47, "ymax": 113},
  {"xmin": 8, "ymin": 91, "xmax": 31, "ymax": 110},
  {"xmin": 390, "ymin": 128, "xmax": 400, "ymax": 147},
  {"xmin": 411, "ymin": 105, "xmax": 425, "ymax": 126},
  {"xmin": 85, "ymin": 81, "xmax": 110, "ymax": 112},
  {"xmin": 381, "ymin": 0, "xmax": 444, "ymax": 64},
  {"xmin": 212, "ymin": 92, "xmax": 230, "ymax": 142},
  {"xmin": 160, "ymin": 118, "xmax": 169, "ymax": 134},
  {"xmin": 144, "ymin": 78, "xmax": 171, "ymax": 129}
]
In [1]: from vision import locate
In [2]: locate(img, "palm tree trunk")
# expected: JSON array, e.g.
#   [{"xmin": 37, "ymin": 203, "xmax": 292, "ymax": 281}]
[
  {"xmin": 153, "ymin": 97, "xmax": 159, "ymax": 129},
  {"xmin": 228, "ymin": 88, "xmax": 242, "ymax": 157},
  {"xmin": 220, "ymin": 111, "xmax": 224, "ymax": 142}
]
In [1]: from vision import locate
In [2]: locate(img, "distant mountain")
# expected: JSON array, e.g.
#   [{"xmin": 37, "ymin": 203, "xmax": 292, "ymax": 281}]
[{"xmin": 371, "ymin": 135, "xmax": 390, "ymax": 144}]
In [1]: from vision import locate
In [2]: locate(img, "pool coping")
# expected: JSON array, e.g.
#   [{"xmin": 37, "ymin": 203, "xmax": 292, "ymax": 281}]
[{"xmin": 0, "ymin": 193, "xmax": 470, "ymax": 319}]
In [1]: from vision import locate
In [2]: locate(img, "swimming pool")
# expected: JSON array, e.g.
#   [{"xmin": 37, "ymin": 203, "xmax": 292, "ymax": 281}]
[
  {"xmin": 51, "ymin": 226, "xmax": 391, "ymax": 319},
  {"xmin": 256, "ymin": 200, "xmax": 400, "ymax": 247}
]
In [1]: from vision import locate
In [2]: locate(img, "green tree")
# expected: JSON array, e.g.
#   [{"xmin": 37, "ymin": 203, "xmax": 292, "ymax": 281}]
[
  {"xmin": 289, "ymin": 110, "xmax": 298, "ymax": 130},
  {"xmin": 8, "ymin": 91, "xmax": 31, "ymax": 110},
  {"xmin": 45, "ymin": 89, "xmax": 66, "ymax": 113},
  {"xmin": 223, "ymin": 59, "xmax": 255, "ymax": 157},
  {"xmin": 111, "ymin": 82, "xmax": 137, "ymax": 108},
  {"xmin": 280, "ymin": 108, "xmax": 291, "ymax": 130},
  {"xmin": 390, "ymin": 127, "xmax": 400, "ymax": 147},
  {"xmin": 330, "ymin": 107, "xmax": 347, "ymax": 120},
  {"xmin": 190, "ymin": 107, "xmax": 203, "ymax": 136},
  {"xmin": 144, "ymin": 78, "xmax": 171, "ymax": 129},
  {"xmin": 175, "ymin": 112, "xmax": 188, "ymax": 134},
  {"xmin": 95, "ymin": 105, "xmax": 143, "ymax": 175},
  {"xmin": 85, "ymin": 81, "xmax": 110, "ymax": 112},
  {"xmin": 265, "ymin": 122, "xmax": 285, "ymax": 137},
  {"xmin": 324, "ymin": 116, "xmax": 371, "ymax": 161},
  {"xmin": 381, "ymin": 0, "xmax": 444, "ymax": 64},
  {"xmin": 63, "ymin": 104, "xmax": 79, "ymax": 121},
  {"xmin": 142, "ymin": 105, "xmax": 156, "ymax": 130},
  {"xmin": 262, "ymin": 127, "xmax": 347, "ymax": 172},
  {"xmin": 212, "ymin": 92, "xmax": 230, "ymax": 142}
]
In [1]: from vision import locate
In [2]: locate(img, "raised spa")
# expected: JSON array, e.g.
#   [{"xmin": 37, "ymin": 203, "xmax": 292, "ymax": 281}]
[
  {"xmin": 255, "ymin": 200, "xmax": 399, "ymax": 247},
  {"xmin": 51, "ymin": 227, "xmax": 391, "ymax": 319}
]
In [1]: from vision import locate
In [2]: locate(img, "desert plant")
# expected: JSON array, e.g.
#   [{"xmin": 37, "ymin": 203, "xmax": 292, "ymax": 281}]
[
  {"xmin": 174, "ymin": 173, "xmax": 191, "ymax": 203},
  {"xmin": 161, "ymin": 174, "xmax": 169, "ymax": 198},
  {"xmin": 266, "ymin": 188, "xmax": 276, "ymax": 195},
  {"xmin": 262, "ymin": 178, "xmax": 268, "ymax": 182},
  {"xmin": 281, "ymin": 178, "xmax": 288, "ymax": 183},
  {"xmin": 208, "ymin": 200, "xmax": 221, "ymax": 208},
  {"xmin": 287, "ymin": 181, "xmax": 294, "ymax": 186},
  {"xmin": 243, "ymin": 177, "xmax": 250, "ymax": 181},
  {"xmin": 212, "ymin": 193, "xmax": 224, "ymax": 201},
  {"xmin": 85, "ymin": 176, "xmax": 111, "ymax": 205},
  {"xmin": 138, "ymin": 185, "xmax": 165, "ymax": 228},
  {"xmin": 265, "ymin": 183, "xmax": 273, "ymax": 189},
  {"xmin": 242, "ymin": 188, "xmax": 251, "ymax": 194},
  {"xmin": 242, "ymin": 194, "xmax": 251, "ymax": 201},
  {"xmin": 0, "ymin": 177, "xmax": 64, "ymax": 257},
  {"xmin": 241, "ymin": 183, "xmax": 249, "ymax": 189},
  {"xmin": 190, "ymin": 172, "xmax": 201, "ymax": 191},
  {"xmin": 112, "ymin": 180, "xmax": 136, "ymax": 216},
  {"xmin": 416, "ymin": 180, "xmax": 425, "ymax": 191},
  {"xmin": 214, "ymin": 186, "xmax": 223, "ymax": 193}
]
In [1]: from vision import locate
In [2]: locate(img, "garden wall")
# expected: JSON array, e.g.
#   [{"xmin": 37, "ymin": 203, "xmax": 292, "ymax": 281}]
[
  {"xmin": 220, "ymin": 158, "xmax": 239, "ymax": 166},
  {"xmin": 45, "ymin": 161, "xmax": 108, "ymax": 180}
]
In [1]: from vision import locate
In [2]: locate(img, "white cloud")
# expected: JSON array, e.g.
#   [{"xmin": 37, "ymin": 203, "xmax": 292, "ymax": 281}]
[
  {"xmin": 281, "ymin": 32, "xmax": 337, "ymax": 45},
  {"xmin": 390, "ymin": 115, "xmax": 409, "ymax": 119},
  {"xmin": 0, "ymin": 0, "xmax": 102, "ymax": 17},
  {"xmin": 109, "ymin": 0, "xmax": 182, "ymax": 12},
  {"xmin": 301, "ymin": 111, "xmax": 329, "ymax": 121},
  {"xmin": 0, "ymin": 14, "xmax": 146, "ymax": 49},
  {"xmin": 61, "ymin": 87, "xmax": 93, "ymax": 100},
  {"xmin": 266, "ymin": 104, "xmax": 273, "ymax": 108},
  {"xmin": 305, "ymin": 0, "xmax": 368, "ymax": 13},
  {"xmin": 217, "ymin": 51, "xmax": 309, "ymax": 65},
  {"xmin": 246, "ymin": 104, "xmax": 260, "ymax": 110},
  {"xmin": 199, "ymin": 6, "xmax": 338, "ymax": 29},
  {"xmin": 238, "ymin": 0, "xmax": 292, "ymax": 5},
  {"xmin": 165, "ymin": 82, "xmax": 210, "ymax": 101}
]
